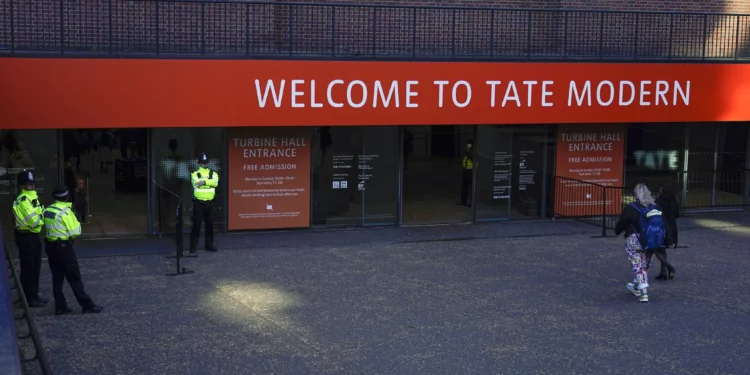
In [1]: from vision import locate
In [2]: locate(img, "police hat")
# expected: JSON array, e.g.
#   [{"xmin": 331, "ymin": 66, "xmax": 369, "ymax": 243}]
[
  {"xmin": 16, "ymin": 170, "xmax": 34, "ymax": 186},
  {"xmin": 198, "ymin": 152, "xmax": 209, "ymax": 164},
  {"xmin": 51, "ymin": 186, "xmax": 70, "ymax": 200}
]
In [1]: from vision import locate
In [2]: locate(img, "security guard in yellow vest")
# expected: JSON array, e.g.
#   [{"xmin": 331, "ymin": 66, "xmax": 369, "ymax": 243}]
[
  {"xmin": 459, "ymin": 139, "xmax": 474, "ymax": 207},
  {"xmin": 43, "ymin": 186, "xmax": 103, "ymax": 315},
  {"xmin": 190, "ymin": 153, "xmax": 219, "ymax": 253},
  {"xmin": 12, "ymin": 170, "xmax": 49, "ymax": 307}
]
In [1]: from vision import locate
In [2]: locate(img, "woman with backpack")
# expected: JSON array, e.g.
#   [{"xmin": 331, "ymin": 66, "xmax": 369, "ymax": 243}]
[
  {"xmin": 614, "ymin": 183, "xmax": 666, "ymax": 303},
  {"xmin": 654, "ymin": 181, "xmax": 679, "ymax": 280}
]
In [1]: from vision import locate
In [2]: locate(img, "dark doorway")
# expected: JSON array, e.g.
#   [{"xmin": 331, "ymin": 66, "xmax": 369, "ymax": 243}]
[
  {"xmin": 61, "ymin": 129, "xmax": 149, "ymax": 236},
  {"xmin": 401, "ymin": 125, "xmax": 476, "ymax": 224}
]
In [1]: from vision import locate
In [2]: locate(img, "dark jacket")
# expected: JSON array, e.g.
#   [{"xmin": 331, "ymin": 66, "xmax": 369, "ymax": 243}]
[
  {"xmin": 656, "ymin": 195, "xmax": 680, "ymax": 247},
  {"xmin": 614, "ymin": 204, "xmax": 646, "ymax": 238},
  {"xmin": 63, "ymin": 165, "xmax": 77, "ymax": 194}
]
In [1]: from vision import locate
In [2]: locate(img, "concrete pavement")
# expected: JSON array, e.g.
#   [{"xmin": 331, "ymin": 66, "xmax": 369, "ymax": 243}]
[{"xmin": 18, "ymin": 213, "xmax": 750, "ymax": 374}]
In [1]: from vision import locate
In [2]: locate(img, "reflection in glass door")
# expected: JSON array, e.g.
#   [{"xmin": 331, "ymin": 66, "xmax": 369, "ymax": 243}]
[
  {"xmin": 362, "ymin": 127, "xmax": 400, "ymax": 226},
  {"xmin": 311, "ymin": 126, "xmax": 399, "ymax": 227},
  {"xmin": 474, "ymin": 125, "xmax": 548, "ymax": 221},
  {"xmin": 475, "ymin": 126, "xmax": 512, "ymax": 220}
]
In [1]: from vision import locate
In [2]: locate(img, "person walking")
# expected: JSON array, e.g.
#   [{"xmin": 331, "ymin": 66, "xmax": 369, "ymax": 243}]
[
  {"xmin": 654, "ymin": 181, "xmax": 679, "ymax": 280},
  {"xmin": 614, "ymin": 183, "xmax": 666, "ymax": 303},
  {"xmin": 43, "ymin": 186, "xmax": 104, "ymax": 315},
  {"xmin": 12, "ymin": 170, "xmax": 49, "ymax": 308},
  {"xmin": 189, "ymin": 153, "xmax": 219, "ymax": 253}
]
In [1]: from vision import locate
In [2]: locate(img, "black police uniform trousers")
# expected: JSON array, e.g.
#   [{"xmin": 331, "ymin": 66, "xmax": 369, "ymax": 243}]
[
  {"xmin": 460, "ymin": 169, "xmax": 473, "ymax": 205},
  {"xmin": 44, "ymin": 240, "xmax": 95, "ymax": 310},
  {"xmin": 190, "ymin": 199, "xmax": 214, "ymax": 250},
  {"xmin": 14, "ymin": 230, "xmax": 43, "ymax": 301}
]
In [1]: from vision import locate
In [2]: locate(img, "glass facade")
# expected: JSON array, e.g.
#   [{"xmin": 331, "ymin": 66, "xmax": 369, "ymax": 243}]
[
  {"xmin": 152, "ymin": 128, "xmax": 227, "ymax": 233},
  {"xmin": 1, "ymin": 123, "xmax": 747, "ymax": 238},
  {"xmin": 311, "ymin": 126, "xmax": 400, "ymax": 227},
  {"xmin": 0, "ymin": 130, "xmax": 59, "ymax": 238},
  {"xmin": 474, "ymin": 125, "xmax": 550, "ymax": 221}
]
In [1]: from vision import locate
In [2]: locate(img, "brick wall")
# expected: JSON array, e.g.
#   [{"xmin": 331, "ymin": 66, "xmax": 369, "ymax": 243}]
[{"xmin": 0, "ymin": 0, "xmax": 748, "ymax": 59}]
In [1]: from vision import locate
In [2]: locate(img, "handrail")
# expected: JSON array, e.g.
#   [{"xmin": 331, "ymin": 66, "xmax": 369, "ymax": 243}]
[
  {"xmin": 153, "ymin": 180, "xmax": 182, "ymax": 234},
  {"xmin": 1, "ymin": 0, "xmax": 747, "ymax": 61},
  {"xmin": 153, "ymin": 181, "xmax": 195, "ymax": 276},
  {"xmin": 1, "ymin": 224, "xmax": 53, "ymax": 375},
  {"xmin": 127, "ymin": 0, "xmax": 750, "ymax": 16}
]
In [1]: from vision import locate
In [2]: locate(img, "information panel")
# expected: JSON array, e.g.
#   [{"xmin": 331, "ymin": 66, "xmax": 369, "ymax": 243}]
[
  {"xmin": 554, "ymin": 124, "xmax": 625, "ymax": 217},
  {"xmin": 227, "ymin": 127, "xmax": 311, "ymax": 230}
]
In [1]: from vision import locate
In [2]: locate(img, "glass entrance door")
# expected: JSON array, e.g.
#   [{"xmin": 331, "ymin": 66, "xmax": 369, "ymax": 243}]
[
  {"xmin": 474, "ymin": 125, "xmax": 548, "ymax": 221},
  {"xmin": 400, "ymin": 125, "xmax": 476, "ymax": 224},
  {"xmin": 311, "ymin": 126, "xmax": 399, "ymax": 227},
  {"xmin": 475, "ymin": 126, "xmax": 512, "ymax": 221}
]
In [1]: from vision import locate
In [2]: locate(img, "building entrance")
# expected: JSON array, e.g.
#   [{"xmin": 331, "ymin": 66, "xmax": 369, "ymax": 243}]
[
  {"xmin": 61, "ymin": 129, "xmax": 149, "ymax": 236},
  {"xmin": 0, "ymin": 130, "xmax": 59, "ymax": 239},
  {"xmin": 401, "ymin": 125, "xmax": 476, "ymax": 224}
]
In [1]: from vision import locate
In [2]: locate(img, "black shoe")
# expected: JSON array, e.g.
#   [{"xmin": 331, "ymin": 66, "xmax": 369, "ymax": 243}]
[
  {"xmin": 28, "ymin": 299, "xmax": 48, "ymax": 308},
  {"xmin": 655, "ymin": 274, "xmax": 666, "ymax": 280},
  {"xmin": 205, "ymin": 246, "xmax": 218, "ymax": 252},
  {"xmin": 82, "ymin": 305, "xmax": 104, "ymax": 314},
  {"xmin": 55, "ymin": 308, "xmax": 73, "ymax": 316},
  {"xmin": 189, "ymin": 248, "xmax": 197, "ymax": 254},
  {"xmin": 668, "ymin": 270, "xmax": 676, "ymax": 280}
]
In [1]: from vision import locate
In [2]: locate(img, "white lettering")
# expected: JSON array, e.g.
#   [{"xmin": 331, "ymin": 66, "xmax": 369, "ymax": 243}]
[
  {"xmin": 619, "ymin": 81, "xmax": 635, "ymax": 106},
  {"xmin": 434, "ymin": 80, "xmax": 449, "ymax": 108},
  {"xmin": 406, "ymin": 81, "xmax": 419, "ymax": 108},
  {"xmin": 373, "ymin": 80, "xmax": 400, "ymax": 108},
  {"xmin": 310, "ymin": 80, "xmax": 323, "ymax": 108},
  {"xmin": 486, "ymin": 81, "xmax": 501, "ymax": 108},
  {"xmin": 255, "ymin": 79, "xmax": 285, "ymax": 108},
  {"xmin": 639, "ymin": 80, "xmax": 652, "ymax": 106},
  {"xmin": 502, "ymin": 81, "xmax": 521, "ymax": 107},
  {"xmin": 523, "ymin": 80, "xmax": 537, "ymax": 107},
  {"xmin": 347, "ymin": 80, "xmax": 367, "ymax": 108},
  {"xmin": 327, "ymin": 80, "xmax": 344, "ymax": 108},
  {"xmin": 674, "ymin": 81, "xmax": 690, "ymax": 106},
  {"xmin": 452, "ymin": 80, "xmax": 472, "ymax": 108},
  {"xmin": 290, "ymin": 79, "xmax": 305, "ymax": 108},
  {"xmin": 655, "ymin": 80, "xmax": 669, "ymax": 106},
  {"xmin": 596, "ymin": 80, "xmax": 615, "ymax": 106},
  {"xmin": 568, "ymin": 81, "xmax": 591, "ymax": 107},
  {"xmin": 541, "ymin": 81, "xmax": 554, "ymax": 107}
]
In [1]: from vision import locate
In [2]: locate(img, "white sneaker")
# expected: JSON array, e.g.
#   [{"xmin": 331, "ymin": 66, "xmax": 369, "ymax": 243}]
[
  {"xmin": 640, "ymin": 293, "xmax": 649, "ymax": 303},
  {"xmin": 626, "ymin": 283, "xmax": 642, "ymax": 297}
]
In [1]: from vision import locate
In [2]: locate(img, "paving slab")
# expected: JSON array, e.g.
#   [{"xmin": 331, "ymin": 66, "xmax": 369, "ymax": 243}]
[{"xmin": 15, "ymin": 212, "xmax": 750, "ymax": 374}]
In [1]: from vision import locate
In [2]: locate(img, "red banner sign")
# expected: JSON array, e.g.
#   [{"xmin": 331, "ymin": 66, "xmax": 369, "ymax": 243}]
[
  {"xmin": 1, "ymin": 58, "xmax": 750, "ymax": 128},
  {"xmin": 227, "ymin": 127, "xmax": 311, "ymax": 230},
  {"xmin": 554, "ymin": 124, "xmax": 625, "ymax": 217}
]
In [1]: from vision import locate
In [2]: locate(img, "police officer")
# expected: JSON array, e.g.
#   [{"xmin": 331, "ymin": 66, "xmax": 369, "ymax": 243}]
[
  {"xmin": 12, "ymin": 170, "xmax": 49, "ymax": 308},
  {"xmin": 459, "ymin": 139, "xmax": 474, "ymax": 207},
  {"xmin": 190, "ymin": 153, "xmax": 219, "ymax": 253},
  {"xmin": 43, "ymin": 186, "xmax": 103, "ymax": 315}
]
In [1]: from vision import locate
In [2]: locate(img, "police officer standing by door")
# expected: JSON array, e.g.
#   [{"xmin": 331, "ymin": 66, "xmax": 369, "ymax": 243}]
[
  {"xmin": 43, "ymin": 186, "xmax": 103, "ymax": 315},
  {"xmin": 458, "ymin": 139, "xmax": 474, "ymax": 207},
  {"xmin": 12, "ymin": 170, "xmax": 49, "ymax": 308},
  {"xmin": 190, "ymin": 153, "xmax": 219, "ymax": 253}
]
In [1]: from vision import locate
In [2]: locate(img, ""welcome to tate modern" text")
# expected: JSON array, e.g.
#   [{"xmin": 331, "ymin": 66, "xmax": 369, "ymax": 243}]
[{"xmin": 253, "ymin": 79, "xmax": 691, "ymax": 109}]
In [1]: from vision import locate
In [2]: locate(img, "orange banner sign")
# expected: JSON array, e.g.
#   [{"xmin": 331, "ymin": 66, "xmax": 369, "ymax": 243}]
[
  {"xmin": 554, "ymin": 124, "xmax": 625, "ymax": 217},
  {"xmin": 1, "ymin": 58, "xmax": 750, "ymax": 129},
  {"xmin": 227, "ymin": 127, "xmax": 311, "ymax": 230}
]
